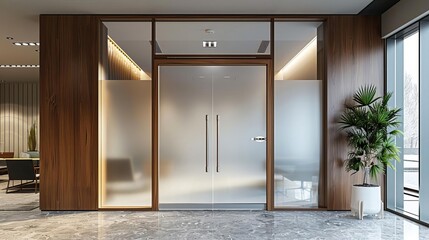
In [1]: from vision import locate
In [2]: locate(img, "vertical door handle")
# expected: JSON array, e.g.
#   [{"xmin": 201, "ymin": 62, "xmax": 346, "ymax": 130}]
[
  {"xmin": 205, "ymin": 115, "xmax": 209, "ymax": 173},
  {"xmin": 216, "ymin": 115, "xmax": 219, "ymax": 172}
]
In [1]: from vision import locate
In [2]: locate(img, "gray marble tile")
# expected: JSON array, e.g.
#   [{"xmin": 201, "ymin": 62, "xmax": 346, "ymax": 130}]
[
  {"xmin": 0, "ymin": 210, "xmax": 428, "ymax": 240},
  {"xmin": 0, "ymin": 174, "xmax": 39, "ymax": 211}
]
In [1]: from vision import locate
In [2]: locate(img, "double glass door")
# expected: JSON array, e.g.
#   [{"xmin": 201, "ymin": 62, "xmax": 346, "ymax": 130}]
[{"xmin": 159, "ymin": 65, "xmax": 266, "ymax": 209}]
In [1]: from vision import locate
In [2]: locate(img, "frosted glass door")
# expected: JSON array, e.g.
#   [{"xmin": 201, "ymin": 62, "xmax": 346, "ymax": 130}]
[
  {"xmin": 212, "ymin": 66, "xmax": 266, "ymax": 207},
  {"xmin": 159, "ymin": 66, "xmax": 213, "ymax": 207}
]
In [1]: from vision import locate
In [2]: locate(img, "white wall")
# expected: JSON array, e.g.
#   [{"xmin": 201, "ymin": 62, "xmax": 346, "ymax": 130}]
[{"xmin": 382, "ymin": 0, "xmax": 429, "ymax": 38}]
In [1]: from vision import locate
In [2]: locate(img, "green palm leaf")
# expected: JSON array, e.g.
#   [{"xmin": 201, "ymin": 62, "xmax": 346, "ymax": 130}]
[{"xmin": 338, "ymin": 84, "xmax": 402, "ymax": 185}]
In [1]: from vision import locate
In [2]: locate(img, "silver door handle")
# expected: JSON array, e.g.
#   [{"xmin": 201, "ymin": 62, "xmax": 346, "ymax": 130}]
[
  {"xmin": 251, "ymin": 136, "xmax": 266, "ymax": 142},
  {"xmin": 205, "ymin": 114, "xmax": 209, "ymax": 172},
  {"xmin": 216, "ymin": 115, "xmax": 219, "ymax": 172}
]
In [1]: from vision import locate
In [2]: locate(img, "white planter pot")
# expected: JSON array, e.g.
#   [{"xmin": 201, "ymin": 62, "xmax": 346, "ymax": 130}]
[{"xmin": 350, "ymin": 185, "xmax": 384, "ymax": 220}]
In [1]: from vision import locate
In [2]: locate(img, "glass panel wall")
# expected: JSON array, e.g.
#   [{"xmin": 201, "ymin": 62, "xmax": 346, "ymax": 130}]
[
  {"xmin": 99, "ymin": 22, "xmax": 152, "ymax": 208},
  {"xmin": 403, "ymin": 31, "xmax": 420, "ymax": 216},
  {"xmin": 274, "ymin": 21, "xmax": 322, "ymax": 208},
  {"xmin": 156, "ymin": 21, "xmax": 270, "ymax": 55},
  {"xmin": 387, "ymin": 16, "xmax": 429, "ymax": 224}
]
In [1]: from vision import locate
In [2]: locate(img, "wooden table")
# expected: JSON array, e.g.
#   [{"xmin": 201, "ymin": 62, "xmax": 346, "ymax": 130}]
[{"xmin": 0, "ymin": 158, "xmax": 40, "ymax": 161}]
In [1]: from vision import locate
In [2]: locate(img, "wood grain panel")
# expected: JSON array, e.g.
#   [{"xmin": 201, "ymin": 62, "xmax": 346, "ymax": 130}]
[
  {"xmin": 40, "ymin": 15, "xmax": 99, "ymax": 210},
  {"xmin": 325, "ymin": 16, "xmax": 384, "ymax": 210},
  {"xmin": 0, "ymin": 82, "xmax": 39, "ymax": 156}
]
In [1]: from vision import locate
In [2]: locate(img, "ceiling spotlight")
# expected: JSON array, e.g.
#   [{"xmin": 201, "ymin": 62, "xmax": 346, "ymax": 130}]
[
  {"xmin": 203, "ymin": 41, "xmax": 217, "ymax": 48},
  {"xmin": 205, "ymin": 29, "xmax": 215, "ymax": 34},
  {"xmin": 12, "ymin": 42, "xmax": 39, "ymax": 46},
  {"xmin": 0, "ymin": 64, "xmax": 39, "ymax": 68},
  {"xmin": 6, "ymin": 37, "xmax": 14, "ymax": 40}
]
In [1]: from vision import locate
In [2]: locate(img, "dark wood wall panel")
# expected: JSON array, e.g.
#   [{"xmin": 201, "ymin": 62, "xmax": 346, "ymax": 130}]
[
  {"xmin": 40, "ymin": 15, "xmax": 99, "ymax": 210},
  {"xmin": 0, "ymin": 82, "xmax": 39, "ymax": 156},
  {"xmin": 325, "ymin": 16, "xmax": 384, "ymax": 210}
]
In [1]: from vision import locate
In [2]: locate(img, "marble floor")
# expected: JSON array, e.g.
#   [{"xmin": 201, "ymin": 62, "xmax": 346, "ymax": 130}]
[
  {"xmin": 0, "ymin": 174, "xmax": 39, "ymax": 211},
  {"xmin": 0, "ymin": 209, "xmax": 428, "ymax": 240}
]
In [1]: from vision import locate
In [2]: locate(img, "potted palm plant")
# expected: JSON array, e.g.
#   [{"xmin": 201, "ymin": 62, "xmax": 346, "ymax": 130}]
[{"xmin": 339, "ymin": 85, "xmax": 401, "ymax": 219}]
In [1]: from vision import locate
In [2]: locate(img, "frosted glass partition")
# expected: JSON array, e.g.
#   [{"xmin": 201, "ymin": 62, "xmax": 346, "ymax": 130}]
[
  {"xmin": 100, "ymin": 80, "xmax": 152, "ymax": 207},
  {"xmin": 274, "ymin": 80, "xmax": 321, "ymax": 207}
]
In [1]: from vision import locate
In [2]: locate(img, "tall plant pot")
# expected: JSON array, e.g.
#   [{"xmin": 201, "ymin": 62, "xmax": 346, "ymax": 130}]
[{"xmin": 350, "ymin": 185, "xmax": 384, "ymax": 220}]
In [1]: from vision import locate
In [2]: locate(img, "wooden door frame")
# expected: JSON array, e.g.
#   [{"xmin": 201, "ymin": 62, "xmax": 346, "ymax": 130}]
[{"xmin": 152, "ymin": 58, "xmax": 274, "ymax": 210}]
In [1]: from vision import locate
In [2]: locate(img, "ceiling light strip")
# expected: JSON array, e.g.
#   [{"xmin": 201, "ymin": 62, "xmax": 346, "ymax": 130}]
[
  {"xmin": 0, "ymin": 64, "xmax": 40, "ymax": 68},
  {"xmin": 107, "ymin": 36, "xmax": 142, "ymax": 72},
  {"xmin": 13, "ymin": 42, "xmax": 40, "ymax": 46}
]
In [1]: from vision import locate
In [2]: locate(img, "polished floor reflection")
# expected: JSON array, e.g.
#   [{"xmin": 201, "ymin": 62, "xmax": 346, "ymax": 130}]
[
  {"xmin": 0, "ymin": 174, "xmax": 39, "ymax": 211},
  {"xmin": 1, "ymin": 210, "xmax": 428, "ymax": 239}
]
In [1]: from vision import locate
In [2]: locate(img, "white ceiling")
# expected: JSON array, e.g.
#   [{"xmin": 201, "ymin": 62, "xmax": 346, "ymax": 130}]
[{"xmin": 0, "ymin": 0, "xmax": 373, "ymax": 82}]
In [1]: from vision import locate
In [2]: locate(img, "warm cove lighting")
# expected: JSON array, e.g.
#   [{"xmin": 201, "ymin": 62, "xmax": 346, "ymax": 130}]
[
  {"xmin": 275, "ymin": 37, "xmax": 317, "ymax": 80},
  {"xmin": 13, "ymin": 42, "xmax": 40, "ymax": 46},
  {"xmin": 107, "ymin": 36, "xmax": 150, "ymax": 80},
  {"xmin": 0, "ymin": 64, "xmax": 39, "ymax": 68}
]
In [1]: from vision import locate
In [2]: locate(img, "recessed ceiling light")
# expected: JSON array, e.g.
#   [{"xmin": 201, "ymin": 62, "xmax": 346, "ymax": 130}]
[
  {"xmin": 13, "ymin": 42, "xmax": 39, "ymax": 46},
  {"xmin": 203, "ymin": 41, "xmax": 217, "ymax": 48},
  {"xmin": 0, "ymin": 64, "xmax": 39, "ymax": 68},
  {"xmin": 6, "ymin": 37, "xmax": 14, "ymax": 40},
  {"xmin": 205, "ymin": 29, "xmax": 215, "ymax": 34}
]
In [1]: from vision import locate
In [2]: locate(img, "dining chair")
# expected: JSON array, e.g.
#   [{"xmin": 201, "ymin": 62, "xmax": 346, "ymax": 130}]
[{"xmin": 5, "ymin": 160, "xmax": 39, "ymax": 193}]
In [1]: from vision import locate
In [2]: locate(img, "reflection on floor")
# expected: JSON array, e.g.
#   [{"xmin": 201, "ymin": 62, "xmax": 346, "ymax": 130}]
[
  {"xmin": 395, "ymin": 192, "xmax": 420, "ymax": 219},
  {"xmin": 274, "ymin": 174, "xmax": 318, "ymax": 208},
  {"xmin": 0, "ymin": 174, "xmax": 39, "ymax": 211},
  {"xmin": 1, "ymin": 210, "xmax": 428, "ymax": 239}
]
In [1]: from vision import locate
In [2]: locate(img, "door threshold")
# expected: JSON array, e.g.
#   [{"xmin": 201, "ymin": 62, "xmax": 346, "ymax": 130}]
[{"xmin": 159, "ymin": 203, "xmax": 266, "ymax": 210}]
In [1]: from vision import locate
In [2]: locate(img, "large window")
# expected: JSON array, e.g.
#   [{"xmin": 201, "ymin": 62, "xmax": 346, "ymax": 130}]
[{"xmin": 387, "ymin": 16, "xmax": 429, "ymax": 224}]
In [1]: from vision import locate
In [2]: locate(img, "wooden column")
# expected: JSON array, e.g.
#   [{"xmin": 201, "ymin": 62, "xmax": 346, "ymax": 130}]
[
  {"xmin": 325, "ymin": 16, "xmax": 384, "ymax": 210},
  {"xmin": 40, "ymin": 15, "xmax": 99, "ymax": 210}
]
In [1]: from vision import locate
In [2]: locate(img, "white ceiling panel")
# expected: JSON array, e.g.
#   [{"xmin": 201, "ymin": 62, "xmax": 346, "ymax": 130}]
[{"xmin": 0, "ymin": 0, "xmax": 372, "ymax": 82}]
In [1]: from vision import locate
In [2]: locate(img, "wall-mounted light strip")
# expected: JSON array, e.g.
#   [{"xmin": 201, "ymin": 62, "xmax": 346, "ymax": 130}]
[
  {"xmin": 203, "ymin": 41, "xmax": 217, "ymax": 48},
  {"xmin": 275, "ymin": 36, "xmax": 317, "ymax": 80},
  {"xmin": 13, "ymin": 42, "xmax": 40, "ymax": 46},
  {"xmin": 0, "ymin": 64, "xmax": 40, "ymax": 68},
  {"xmin": 107, "ymin": 36, "xmax": 142, "ymax": 72}
]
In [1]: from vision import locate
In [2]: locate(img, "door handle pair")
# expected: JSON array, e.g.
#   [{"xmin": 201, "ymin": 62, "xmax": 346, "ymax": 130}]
[{"xmin": 205, "ymin": 115, "xmax": 220, "ymax": 173}]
